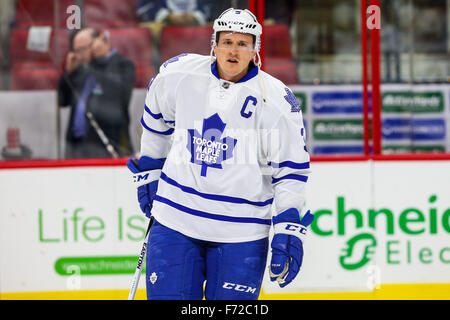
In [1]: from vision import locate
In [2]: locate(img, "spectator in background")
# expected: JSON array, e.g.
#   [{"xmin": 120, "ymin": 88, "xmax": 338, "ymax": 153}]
[
  {"xmin": 0, "ymin": 0, "xmax": 15, "ymax": 85},
  {"xmin": 209, "ymin": 0, "xmax": 295, "ymax": 26},
  {"xmin": 136, "ymin": 0, "xmax": 213, "ymax": 71},
  {"xmin": 137, "ymin": 0, "xmax": 213, "ymax": 26},
  {"xmin": 381, "ymin": 2, "xmax": 401, "ymax": 83},
  {"xmin": 58, "ymin": 28, "xmax": 136, "ymax": 159}
]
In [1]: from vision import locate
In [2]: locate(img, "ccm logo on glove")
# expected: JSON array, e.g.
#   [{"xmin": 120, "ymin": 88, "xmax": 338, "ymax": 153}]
[
  {"xmin": 127, "ymin": 156, "xmax": 165, "ymax": 218},
  {"xmin": 284, "ymin": 224, "xmax": 307, "ymax": 235},
  {"xmin": 133, "ymin": 173, "xmax": 149, "ymax": 183}
]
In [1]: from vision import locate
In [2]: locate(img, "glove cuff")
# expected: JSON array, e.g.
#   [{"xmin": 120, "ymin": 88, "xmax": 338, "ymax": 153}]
[
  {"xmin": 272, "ymin": 208, "xmax": 314, "ymax": 241},
  {"xmin": 273, "ymin": 222, "xmax": 308, "ymax": 240},
  {"xmin": 132, "ymin": 169, "xmax": 162, "ymax": 188}
]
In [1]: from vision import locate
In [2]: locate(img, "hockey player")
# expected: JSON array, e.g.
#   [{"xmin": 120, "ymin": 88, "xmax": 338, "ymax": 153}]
[{"xmin": 128, "ymin": 8, "xmax": 314, "ymax": 300}]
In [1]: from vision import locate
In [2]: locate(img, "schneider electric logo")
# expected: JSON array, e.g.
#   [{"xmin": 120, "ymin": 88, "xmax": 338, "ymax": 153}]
[
  {"xmin": 311, "ymin": 195, "xmax": 450, "ymax": 271},
  {"xmin": 339, "ymin": 233, "xmax": 377, "ymax": 270}
]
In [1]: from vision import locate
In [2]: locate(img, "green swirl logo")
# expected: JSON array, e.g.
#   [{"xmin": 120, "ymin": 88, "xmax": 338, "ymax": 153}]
[{"xmin": 339, "ymin": 233, "xmax": 377, "ymax": 270}]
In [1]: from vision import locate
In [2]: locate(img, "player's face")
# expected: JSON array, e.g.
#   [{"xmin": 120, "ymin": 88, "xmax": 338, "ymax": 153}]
[{"xmin": 214, "ymin": 32, "xmax": 256, "ymax": 82}]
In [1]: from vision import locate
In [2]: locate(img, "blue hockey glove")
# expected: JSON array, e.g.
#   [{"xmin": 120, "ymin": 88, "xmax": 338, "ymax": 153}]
[
  {"xmin": 269, "ymin": 208, "xmax": 314, "ymax": 288},
  {"xmin": 127, "ymin": 156, "xmax": 165, "ymax": 218}
]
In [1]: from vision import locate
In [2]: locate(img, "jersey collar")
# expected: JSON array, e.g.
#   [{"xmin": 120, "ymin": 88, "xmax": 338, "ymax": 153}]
[{"xmin": 211, "ymin": 61, "xmax": 258, "ymax": 83}]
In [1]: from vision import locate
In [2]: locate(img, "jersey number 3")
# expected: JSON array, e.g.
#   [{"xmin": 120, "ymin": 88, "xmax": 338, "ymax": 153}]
[{"xmin": 240, "ymin": 96, "xmax": 257, "ymax": 119}]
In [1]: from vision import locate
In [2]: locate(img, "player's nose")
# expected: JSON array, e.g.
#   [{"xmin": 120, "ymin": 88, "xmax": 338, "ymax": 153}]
[
  {"xmin": 229, "ymin": 44, "xmax": 239, "ymax": 55},
  {"xmin": 229, "ymin": 50, "xmax": 239, "ymax": 58}
]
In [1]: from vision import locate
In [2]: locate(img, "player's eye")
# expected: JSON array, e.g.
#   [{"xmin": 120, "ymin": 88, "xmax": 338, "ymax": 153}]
[{"xmin": 218, "ymin": 39, "xmax": 252, "ymax": 51}]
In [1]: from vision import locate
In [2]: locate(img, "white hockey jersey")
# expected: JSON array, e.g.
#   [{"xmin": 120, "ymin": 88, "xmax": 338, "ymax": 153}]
[{"xmin": 140, "ymin": 53, "xmax": 310, "ymax": 243}]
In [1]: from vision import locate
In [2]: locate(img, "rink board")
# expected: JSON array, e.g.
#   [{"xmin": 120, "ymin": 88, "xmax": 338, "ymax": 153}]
[{"xmin": 0, "ymin": 158, "xmax": 449, "ymax": 299}]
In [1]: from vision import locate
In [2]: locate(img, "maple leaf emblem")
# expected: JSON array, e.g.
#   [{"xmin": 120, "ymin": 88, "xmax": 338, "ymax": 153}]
[
  {"xmin": 186, "ymin": 113, "xmax": 237, "ymax": 177},
  {"xmin": 284, "ymin": 87, "xmax": 301, "ymax": 113}
]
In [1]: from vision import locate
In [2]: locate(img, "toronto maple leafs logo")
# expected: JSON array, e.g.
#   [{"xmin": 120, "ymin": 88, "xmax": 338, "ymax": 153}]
[
  {"xmin": 284, "ymin": 88, "xmax": 301, "ymax": 113},
  {"xmin": 186, "ymin": 113, "xmax": 237, "ymax": 177}
]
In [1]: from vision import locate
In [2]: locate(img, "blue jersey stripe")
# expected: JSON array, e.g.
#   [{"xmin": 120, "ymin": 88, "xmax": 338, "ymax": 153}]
[
  {"xmin": 154, "ymin": 195, "xmax": 272, "ymax": 225},
  {"xmin": 144, "ymin": 105, "xmax": 175, "ymax": 124},
  {"xmin": 141, "ymin": 117, "xmax": 174, "ymax": 135},
  {"xmin": 160, "ymin": 172, "xmax": 273, "ymax": 207},
  {"xmin": 144, "ymin": 104, "xmax": 163, "ymax": 119},
  {"xmin": 268, "ymin": 161, "xmax": 310, "ymax": 169},
  {"xmin": 272, "ymin": 174, "xmax": 308, "ymax": 184}
]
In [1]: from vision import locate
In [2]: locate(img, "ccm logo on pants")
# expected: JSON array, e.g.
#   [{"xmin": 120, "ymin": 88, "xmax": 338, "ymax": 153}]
[{"xmin": 222, "ymin": 282, "xmax": 257, "ymax": 294}]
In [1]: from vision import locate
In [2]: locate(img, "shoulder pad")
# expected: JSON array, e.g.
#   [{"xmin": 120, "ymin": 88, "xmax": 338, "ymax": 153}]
[{"xmin": 159, "ymin": 53, "xmax": 210, "ymax": 74}]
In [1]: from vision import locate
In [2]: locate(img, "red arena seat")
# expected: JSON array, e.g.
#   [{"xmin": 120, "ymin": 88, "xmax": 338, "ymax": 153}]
[
  {"xmin": 264, "ymin": 58, "xmax": 299, "ymax": 85},
  {"xmin": 11, "ymin": 67, "xmax": 59, "ymax": 90},
  {"xmin": 262, "ymin": 25, "xmax": 297, "ymax": 84},
  {"xmin": 108, "ymin": 28, "xmax": 155, "ymax": 88},
  {"xmin": 108, "ymin": 28, "xmax": 153, "ymax": 68},
  {"xmin": 160, "ymin": 26, "xmax": 213, "ymax": 63},
  {"xmin": 9, "ymin": 28, "xmax": 70, "ymax": 68},
  {"xmin": 84, "ymin": 0, "xmax": 139, "ymax": 28},
  {"xmin": 264, "ymin": 24, "xmax": 293, "ymax": 59},
  {"xmin": 135, "ymin": 65, "xmax": 156, "ymax": 89},
  {"xmin": 15, "ymin": 0, "xmax": 76, "ymax": 28}
]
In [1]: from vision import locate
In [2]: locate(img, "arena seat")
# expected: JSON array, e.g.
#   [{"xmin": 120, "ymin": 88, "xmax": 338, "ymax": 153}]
[
  {"xmin": 16, "ymin": 0, "xmax": 139, "ymax": 28},
  {"xmin": 15, "ymin": 0, "xmax": 75, "ymax": 28},
  {"xmin": 11, "ymin": 67, "xmax": 59, "ymax": 90},
  {"xmin": 264, "ymin": 58, "xmax": 299, "ymax": 85},
  {"xmin": 160, "ymin": 26, "xmax": 213, "ymax": 63},
  {"xmin": 263, "ymin": 24, "xmax": 293, "ymax": 59},
  {"xmin": 84, "ymin": 0, "xmax": 139, "ymax": 28},
  {"xmin": 108, "ymin": 28, "xmax": 155, "ymax": 88},
  {"xmin": 10, "ymin": 27, "xmax": 154, "ymax": 89},
  {"xmin": 263, "ymin": 25, "xmax": 297, "ymax": 84},
  {"xmin": 136, "ymin": 65, "xmax": 156, "ymax": 89},
  {"xmin": 108, "ymin": 28, "xmax": 153, "ymax": 68},
  {"xmin": 9, "ymin": 28, "xmax": 70, "ymax": 68}
]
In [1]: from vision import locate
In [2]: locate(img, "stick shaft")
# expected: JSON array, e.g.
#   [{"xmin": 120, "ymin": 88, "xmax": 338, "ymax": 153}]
[
  {"xmin": 86, "ymin": 111, "xmax": 119, "ymax": 158},
  {"xmin": 128, "ymin": 216, "xmax": 154, "ymax": 300}
]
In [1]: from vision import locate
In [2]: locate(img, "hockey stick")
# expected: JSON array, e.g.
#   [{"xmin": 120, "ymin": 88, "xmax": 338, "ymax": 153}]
[
  {"xmin": 128, "ymin": 216, "xmax": 154, "ymax": 300},
  {"xmin": 85, "ymin": 111, "xmax": 120, "ymax": 158}
]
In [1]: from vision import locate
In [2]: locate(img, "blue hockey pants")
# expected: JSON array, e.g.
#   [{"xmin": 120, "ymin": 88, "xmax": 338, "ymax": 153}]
[{"xmin": 146, "ymin": 219, "xmax": 269, "ymax": 300}]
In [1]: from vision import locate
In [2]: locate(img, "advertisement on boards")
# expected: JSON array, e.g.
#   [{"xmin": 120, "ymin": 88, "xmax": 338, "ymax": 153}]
[{"xmin": 1, "ymin": 161, "xmax": 449, "ymax": 297}]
